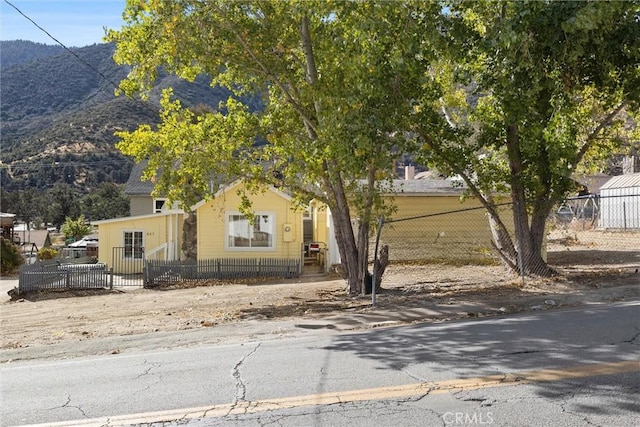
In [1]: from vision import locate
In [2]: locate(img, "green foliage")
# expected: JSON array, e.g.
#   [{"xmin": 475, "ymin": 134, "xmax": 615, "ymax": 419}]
[
  {"xmin": 60, "ymin": 215, "xmax": 92, "ymax": 241},
  {"xmin": 0, "ymin": 42, "xmax": 248, "ymax": 192},
  {"xmin": 37, "ymin": 247, "xmax": 59, "ymax": 260},
  {"xmin": 81, "ymin": 183, "xmax": 130, "ymax": 221},
  {"xmin": 412, "ymin": 0, "xmax": 640, "ymax": 273},
  {"xmin": 0, "ymin": 238, "xmax": 24, "ymax": 274},
  {"xmin": 47, "ymin": 185, "xmax": 81, "ymax": 229},
  {"xmin": 0, "ymin": 40, "xmax": 64, "ymax": 69},
  {"xmin": 106, "ymin": 1, "xmax": 447, "ymax": 292},
  {"xmin": 108, "ymin": 1, "xmax": 438, "ymax": 207},
  {"xmin": 435, "ymin": 0, "xmax": 639, "ymax": 189},
  {"xmin": 2, "ymin": 183, "xmax": 130, "ymax": 230}
]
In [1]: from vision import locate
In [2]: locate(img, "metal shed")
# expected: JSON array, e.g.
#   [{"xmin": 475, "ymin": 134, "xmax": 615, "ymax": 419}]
[{"xmin": 598, "ymin": 173, "xmax": 640, "ymax": 229}]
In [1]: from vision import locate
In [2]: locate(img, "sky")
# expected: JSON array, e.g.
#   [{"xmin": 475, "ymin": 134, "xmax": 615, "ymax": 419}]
[{"xmin": 1, "ymin": 0, "xmax": 126, "ymax": 47}]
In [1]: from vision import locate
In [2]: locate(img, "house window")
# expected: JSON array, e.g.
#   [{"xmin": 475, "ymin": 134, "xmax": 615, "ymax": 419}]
[
  {"xmin": 154, "ymin": 198, "xmax": 167, "ymax": 213},
  {"xmin": 123, "ymin": 231, "xmax": 144, "ymax": 259},
  {"xmin": 227, "ymin": 213, "xmax": 274, "ymax": 249}
]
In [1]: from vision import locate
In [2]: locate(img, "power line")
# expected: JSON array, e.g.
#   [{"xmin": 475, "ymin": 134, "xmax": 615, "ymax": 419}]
[
  {"xmin": 3, "ymin": 0, "xmax": 71, "ymax": 52},
  {"xmin": 4, "ymin": 0, "xmax": 120, "ymax": 93},
  {"xmin": 2, "ymin": 0, "xmax": 160, "ymax": 118}
]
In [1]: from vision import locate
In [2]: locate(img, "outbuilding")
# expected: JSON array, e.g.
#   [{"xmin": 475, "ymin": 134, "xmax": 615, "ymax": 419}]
[{"xmin": 598, "ymin": 172, "xmax": 640, "ymax": 230}]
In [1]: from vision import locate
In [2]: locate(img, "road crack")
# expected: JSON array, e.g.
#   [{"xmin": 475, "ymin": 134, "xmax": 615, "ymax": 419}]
[
  {"xmin": 224, "ymin": 342, "xmax": 262, "ymax": 417},
  {"xmin": 557, "ymin": 392, "xmax": 599, "ymax": 426},
  {"xmin": 612, "ymin": 327, "xmax": 640, "ymax": 345},
  {"xmin": 401, "ymin": 368, "xmax": 426, "ymax": 382},
  {"xmin": 59, "ymin": 394, "xmax": 89, "ymax": 419},
  {"xmin": 135, "ymin": 359, "xmax": 162, "ymax": 379}
]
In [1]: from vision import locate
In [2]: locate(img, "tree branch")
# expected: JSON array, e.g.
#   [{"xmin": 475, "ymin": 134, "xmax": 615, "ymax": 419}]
[
  {"xmin": 573, "ymin": 100, "xmax": 626, "ymax": 168},
  {"xmin": 212, "ymin": 4, "xmax": 319, "ymax": 139},
  {"xmin": 300, "ymin": 14, "xmax": 323, "ymax": 134}
]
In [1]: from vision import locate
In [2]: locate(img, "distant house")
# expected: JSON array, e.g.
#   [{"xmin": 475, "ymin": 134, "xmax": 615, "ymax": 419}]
[
  {"xmin": 572, "ymin": 173, "xmax": 612, "ymax": 196},
  {"xmin": 21, "ymin": 229, "xmax": 52, "ymax": 252},
  {"xmin": 68, "ymin": 235, "xmax": 99, "ymax": 248},
  {"xmin": 64, "ymin": 233, "xmax": 99, "ymax": 259},
  {"xmin": 14, "ymin": 229, "xmax": 52, "ymax": 264},
  {"xmin": 0, "ymin": 212, "xmax": 17, "ymax": 243}
]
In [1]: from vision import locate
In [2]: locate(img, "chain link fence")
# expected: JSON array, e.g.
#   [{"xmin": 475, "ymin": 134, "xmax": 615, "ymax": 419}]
[{"xmin": 374, "ymin": 194, "xmax": 640, "ymax": 289}]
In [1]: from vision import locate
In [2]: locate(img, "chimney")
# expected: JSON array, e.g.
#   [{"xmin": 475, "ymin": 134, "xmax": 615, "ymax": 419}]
[
  {"xmin": 404, "ymin": 165, "xmax": 415, "ymax": 180},
  {"xmin": 622, "ymin": 156, "xmax": 640, "ymax": 174}
]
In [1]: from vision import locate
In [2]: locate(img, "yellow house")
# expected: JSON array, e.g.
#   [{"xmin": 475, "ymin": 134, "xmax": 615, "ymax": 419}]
[
  {"xmin": 94, "ymin": 180, "xmax": 305, "ymax": 277},
  {"xmin": 309, "ymin": 178, "xmax": 514, "ymax": 266},
  {"xmin": 191, "ymin": 180, "xmax": 304, "ymax": 260},
  {"xmin": 93, "ymin": 211, "xmax": 184, "ymax": 274},
  {"xmin": 379, "ymin": 179, "xmax": 509, "ymax": 263}
]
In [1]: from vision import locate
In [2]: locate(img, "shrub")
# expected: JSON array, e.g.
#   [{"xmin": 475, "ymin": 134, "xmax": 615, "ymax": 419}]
[
  {"xmin": 60, "ymin": 215, "xmax": 92, "ymax": 241},
  {"xmin": 38, "ymin": 246, "xmax": 59, "ymax": 260},
  {"xmin": 1, "ymin": 238, "xmax": 24, "ymax": 274}
]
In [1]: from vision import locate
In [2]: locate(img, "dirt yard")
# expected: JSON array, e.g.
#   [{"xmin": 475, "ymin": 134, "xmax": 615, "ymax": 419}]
[
  {"xmin": 1, "ymin": 228, "xmax": 637, "ymax": 355},
  {"xmin": 1, "ymin": 264, "xmax": 637, "ymax": 354}
]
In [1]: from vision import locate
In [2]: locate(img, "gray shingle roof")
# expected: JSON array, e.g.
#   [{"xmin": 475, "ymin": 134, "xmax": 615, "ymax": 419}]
[
  {"xmin": 125, "ymin": 160, "xmax": 156, "ymax": 196},
  {"xmin": 124, "ymin": 160, "xmax": 237, "ymax": 197}
]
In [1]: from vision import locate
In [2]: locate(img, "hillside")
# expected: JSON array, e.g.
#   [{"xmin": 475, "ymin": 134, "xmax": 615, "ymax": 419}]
[
  {"xmin": 0, "ymin": 41, "xmax": 244, "ymax": 192},
  {"xmin": 0, "ymin": 40, "xmax": 64, "ymax": 68}
]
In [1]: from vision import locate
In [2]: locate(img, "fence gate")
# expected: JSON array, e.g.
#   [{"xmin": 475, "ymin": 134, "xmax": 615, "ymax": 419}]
[{"xmin": 110, "ymin": 247, "xmax": 145, "ymax": 287}]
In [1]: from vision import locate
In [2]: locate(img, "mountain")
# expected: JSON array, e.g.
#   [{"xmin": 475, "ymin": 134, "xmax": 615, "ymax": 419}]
[
  {"xmin": 0, "ymin": 40, "xmax": 65, "ymax": 68},
  {"xmin": 0, "ymin": 41, "xmax": 248, "ymax": 192}
]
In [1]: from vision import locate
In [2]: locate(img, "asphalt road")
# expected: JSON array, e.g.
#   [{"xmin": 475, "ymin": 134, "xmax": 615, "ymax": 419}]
[{"xmin": 1, "ymin": 300, "xmax": 638, "ymax": 427}]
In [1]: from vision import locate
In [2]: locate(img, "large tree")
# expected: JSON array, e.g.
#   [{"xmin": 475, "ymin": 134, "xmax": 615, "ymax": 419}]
[
  {"xmin": 107, "ymin": 1, "xmax": 443, "ymax": 294},
  {"xmin": 81, "ymin": 182, "xmax": 130, "ymax": 221},
  {"xmin": 46, "ymin": 184, "xmax": 81, "ymax": 230},
  {"xmin": 412, "ymin": 0, "xmax": 640, "ymax": 276}
]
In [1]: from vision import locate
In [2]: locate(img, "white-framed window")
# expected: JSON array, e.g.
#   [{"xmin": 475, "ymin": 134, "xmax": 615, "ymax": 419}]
[
  {"xmin": 123, "ymin": 230, "xmax": 144, "ymax": 259},
  {"xmin": 226, "ymin": 212, "xmax": 275, "ymax": 250},
  {"xmin": 153, "ymin": 198, "xmax": 167, "ymax": 213}
]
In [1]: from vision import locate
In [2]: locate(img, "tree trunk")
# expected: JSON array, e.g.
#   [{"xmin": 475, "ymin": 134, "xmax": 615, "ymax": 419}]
[
  {"xmin": 372, "ymin": 244, "xmax": 389, "ymax": 292},
  {"xmin": 528, "ymin": 200, "xmax": 558, "ymax": 277},
  {"xmin": 299, "ymin": 14, "xmax": 387, "ymax": 294},
  {"xmin": 326, "ymin": 176, "xmax": 362, "ymax": 295},
  {"xmin": 487, "ymin": 209, "xmax": 519, "ymax": 272},
  {"xmin": 487, "ymin": 200, "xmax": 559, "ymax": 277},
  {"xmin": 494, "ymin": 123, "xmax": 557, "ymax": 277},
  {"xmin": 356, "ymin": 164, "xmax": 377, "ymax": 295},
  {"xmin": 300, "ymin": 15, "xmax": 362, "ymax": 294},
  {"xmin": 181, "ymin": 212, "xmax": 197, "ymax": 260}
]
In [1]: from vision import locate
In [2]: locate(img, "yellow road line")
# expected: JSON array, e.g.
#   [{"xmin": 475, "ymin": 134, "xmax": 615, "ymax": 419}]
[{"xmin": 21, "ymin": 360, "xmax": 639, "ymax": 427}]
